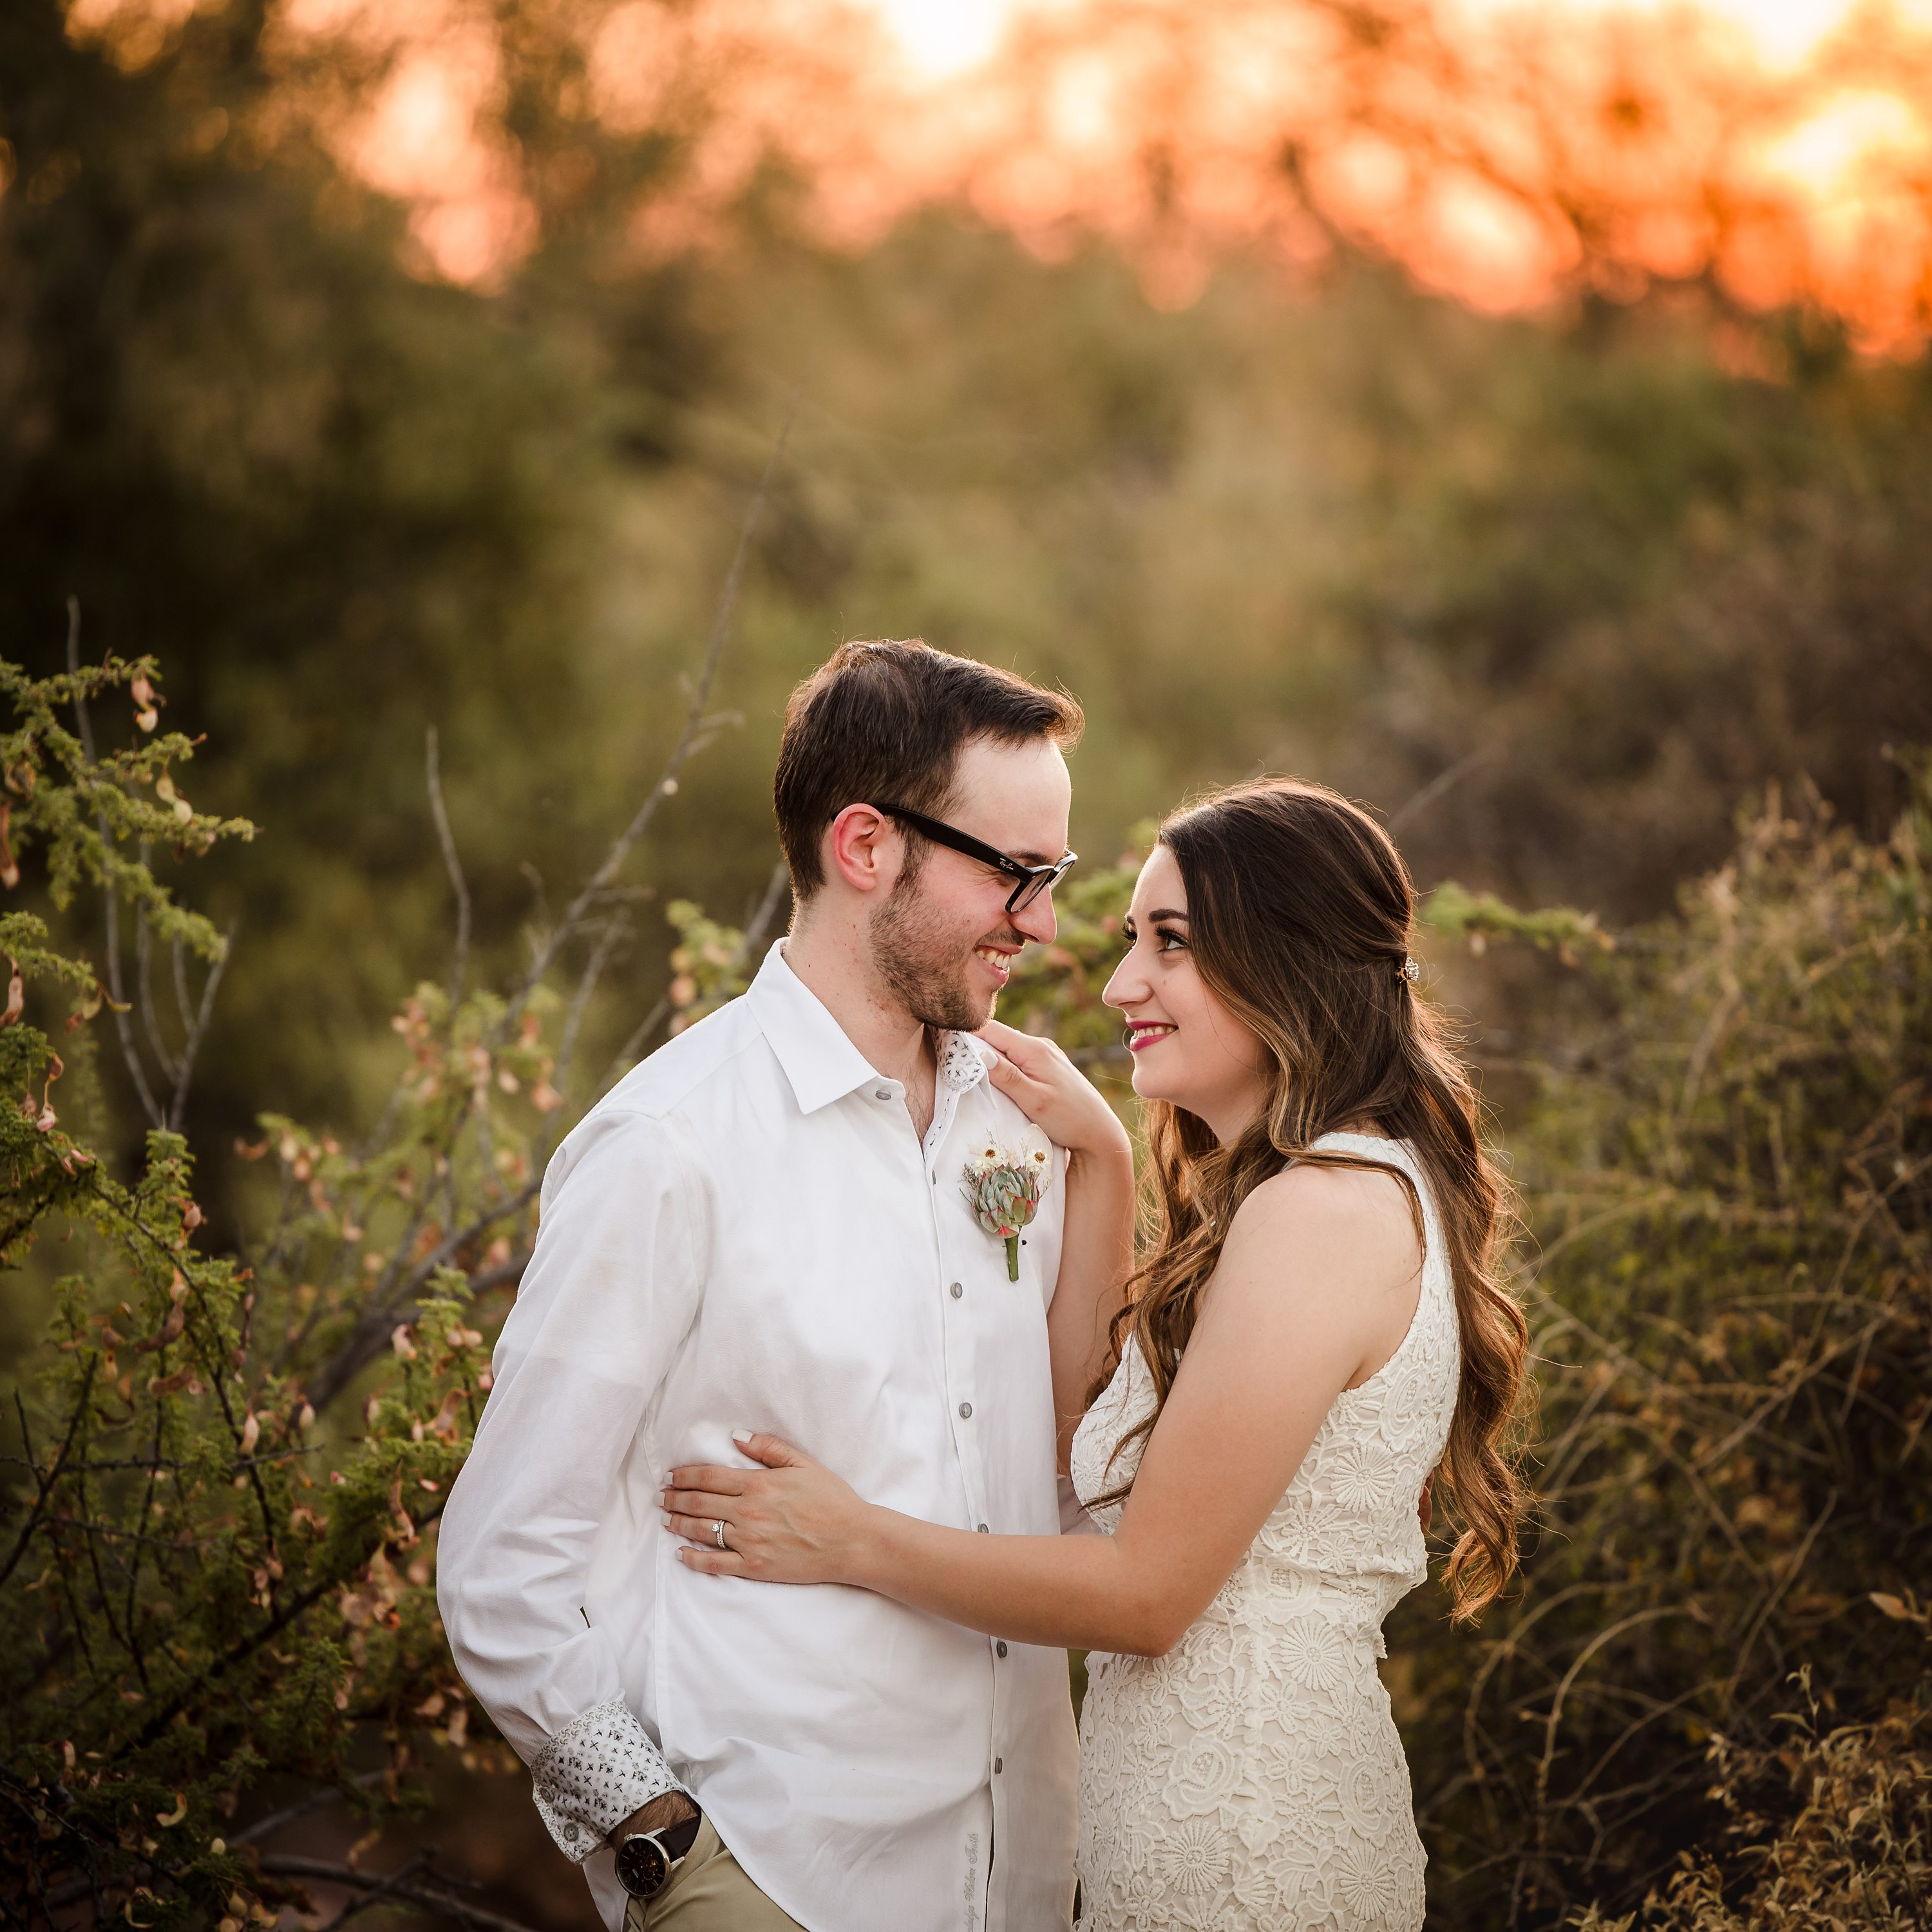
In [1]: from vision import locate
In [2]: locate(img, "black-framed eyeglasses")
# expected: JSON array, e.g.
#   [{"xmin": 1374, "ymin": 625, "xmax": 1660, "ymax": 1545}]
[{"xmin": 876, "ymin": 805, "xmax": 1077, "ymax": 914}]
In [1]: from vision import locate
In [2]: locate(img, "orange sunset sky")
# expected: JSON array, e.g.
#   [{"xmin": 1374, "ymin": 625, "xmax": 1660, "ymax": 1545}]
[{"xmin": 59, "ymin": 0, "xmax": 1932, "ymax": 346}]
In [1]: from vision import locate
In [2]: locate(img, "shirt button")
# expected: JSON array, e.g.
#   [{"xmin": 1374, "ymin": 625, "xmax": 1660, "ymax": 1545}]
[
  {"xmin": 874, "ymin": 1088, "xmax": 891, "ymax": 1101},
  {"xmin": 562, "ymin": 1824, "xmax": 580, "ymax": 1842},
  {"xmin": 949, "ymin": 1282, "xmax": 963, "ymax": 1299},
  {"xmin": 977, "ymin": 1523, "xmax": 989, "ymax": 1533},
  {"xmin": 994, "ymin": 1757, "xmax": 1004, "ymax": 1774},
  {"xmin": 958, "ymin": 1401, "xmax": 972, "ymax": 1419},
  {"xmin": 996, "ymin": 1641, "xmax": 1008, "ymax": 1658}
]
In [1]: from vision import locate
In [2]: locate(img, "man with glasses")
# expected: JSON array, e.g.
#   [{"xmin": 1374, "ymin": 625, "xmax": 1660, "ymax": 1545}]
[{"xmin": 440, "ymin": 639, "xmax": 1135, "ymax": 1931}]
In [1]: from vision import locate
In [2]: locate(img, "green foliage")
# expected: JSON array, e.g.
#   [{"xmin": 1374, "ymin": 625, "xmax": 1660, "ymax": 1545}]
[
  {"xmin": 0, "ymin": 649, "xmax": 606, "ymax": 1929},
  {"xmin": 1419, "ymin": 880, "xmax": 1613, "ymax": 964},
  {"xmin": 1393, "ymin": 779, "xmax": 1932, "ymax": 1924},
  {"xmin": 663, "ymin": 899, "xmax": 759, "ymax": 1033},
  {"xmin": 1, "ymin": 644, "xmax": 251, "ymax": 954}
]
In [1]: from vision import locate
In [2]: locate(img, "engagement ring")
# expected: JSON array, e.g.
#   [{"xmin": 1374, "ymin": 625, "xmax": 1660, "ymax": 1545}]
[{"xmin": 713, "ymin": 1519, "xmax": 728, "ymax": 1550}]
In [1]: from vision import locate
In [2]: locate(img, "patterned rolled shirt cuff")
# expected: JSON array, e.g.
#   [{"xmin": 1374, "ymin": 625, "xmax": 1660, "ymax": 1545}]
[{"xmin": 530, "ymin": 1695, "xmax": 681, "ymax": 1862}]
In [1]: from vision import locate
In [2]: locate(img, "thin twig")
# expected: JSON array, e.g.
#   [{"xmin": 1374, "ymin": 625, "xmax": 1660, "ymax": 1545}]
[
  {"xmin": 133, "ymin": 1499, "xmax": 447, "ymax": 1748},
  {"xmin": 594, "ymin": 858, "xmax": 790, "ymax": 1099},
  {"xmin": 511, "ymin": 388, "xmax": 802, "ymax": 1012},
  {"xmin": 305, "ymin": 1184, "xmax": 544, "ymax": 1411},
  {"xmin": 598, "ymin": 994, "xmax": 670, "ymax": 1095},
  {"xmin": 167, "ymin": 917, "xmax": 235, "ymax": 1130},
  {"xmin": 0, "ymin": 1360, "xmax": 97, "ymax": 1593},
  {"xmin": 1388, "ymin": 741, "xmax": 1502, "ymax": 835},
  {"xmin": 741, "ymin": 857, "xmax": 791, "ymax": 958},
  {"xmin": 134, "ymin": 858, "xmax": 180, "ymax": 1086},
  {"xmin": 552, "ymin": 913, "xmax": 633, "ymax": 1103},
  {"xmin": 234, "ymin": 1770, "xmax": 388, "ymax": 1848},
  {"xmin": 1727, "ymin": 1488, "xmax": 1839, "ymax": 1692},
  {"xmin": 426, "ymin": 726, "xmax": 471, "ymax": 1007},
  {"xmin": 253, "ymin": 1855, "xmax": 549, "ymax": 1932},
  {"xmin": 67, "ymin": 598, "xmax": 163, "ymax": 1130},
  {"xmin": 171, "ymin": 933, "xmax": 194, "ymax": 1036}
]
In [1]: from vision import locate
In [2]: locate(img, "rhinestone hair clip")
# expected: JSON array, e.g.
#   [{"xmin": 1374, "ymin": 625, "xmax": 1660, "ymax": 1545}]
[{"xmin": 1401, "ymin": 957, "xmax": 1421, "ymax": 984}]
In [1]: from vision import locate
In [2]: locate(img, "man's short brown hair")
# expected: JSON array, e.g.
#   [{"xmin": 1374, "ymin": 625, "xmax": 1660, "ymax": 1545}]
[{"xmin": 773, "ymin": 639, "xmax": 1083, "ymax": 897}]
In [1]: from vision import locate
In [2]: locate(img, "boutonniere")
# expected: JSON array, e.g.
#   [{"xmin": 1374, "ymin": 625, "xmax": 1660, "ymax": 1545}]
[{"xmin": 961, "ymin": 1128, "xmax": 1053, "ymax": 1280}]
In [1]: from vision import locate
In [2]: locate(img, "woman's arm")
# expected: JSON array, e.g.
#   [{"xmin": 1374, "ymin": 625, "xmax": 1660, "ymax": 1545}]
[
  {"xmin": 976, "ymin": 1021, "xmax": 1136, "ymax": 1470},
  {"xmin": 665, "ymin": 1162, "xmax": 1424, "ymax": 1655},
  {"xmin": 1046, "ymin": 1144, "xmax": 1136, "ymax": 1468}
]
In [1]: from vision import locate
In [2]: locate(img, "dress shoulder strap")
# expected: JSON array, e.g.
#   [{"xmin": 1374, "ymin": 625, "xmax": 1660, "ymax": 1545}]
[{"xmin": 1305, "ymin": 1132, "xmax": 1439, "ymax": 1255}]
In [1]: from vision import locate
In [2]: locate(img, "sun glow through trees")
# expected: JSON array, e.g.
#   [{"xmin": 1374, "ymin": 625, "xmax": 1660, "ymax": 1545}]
[{"xmin": 53, "ymin": 0, "xmax": 1932, "ymax": 346}]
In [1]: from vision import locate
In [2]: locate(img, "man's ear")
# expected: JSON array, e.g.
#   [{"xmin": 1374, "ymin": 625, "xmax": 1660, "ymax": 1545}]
[{"xmin": 824, "ymin": 802, "xmax": 898, "ymax": 898}]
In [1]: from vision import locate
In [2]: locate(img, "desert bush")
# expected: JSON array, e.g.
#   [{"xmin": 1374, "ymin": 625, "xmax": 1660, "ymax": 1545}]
[
  {"xmin": 0, "ymin": 609, "xmax": 761, "ymax": 1929},
  {"xmin": 1397, "ymin": 775, "xmax": 1932, "ymax": 1925},
  {"xmin": 1572, "ymin": 1672, "xmax": 1931, "ymax": 1930}
]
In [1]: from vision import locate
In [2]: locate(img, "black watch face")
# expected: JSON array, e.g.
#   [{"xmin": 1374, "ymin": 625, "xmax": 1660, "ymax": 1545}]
[{"xmin": 615, "ymin": 1833, "xmax": 671, "ymax": 1898}]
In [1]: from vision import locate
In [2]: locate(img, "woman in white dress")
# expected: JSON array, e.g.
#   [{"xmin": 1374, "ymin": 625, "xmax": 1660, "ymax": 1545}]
[{"xmin": 663, "ymin": 779, "xmax": 1530, "ymax": 1929}]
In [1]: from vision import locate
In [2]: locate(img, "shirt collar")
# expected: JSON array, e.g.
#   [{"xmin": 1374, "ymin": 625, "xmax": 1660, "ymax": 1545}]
[{"xmin": 746, "ymin": 941, "xmax": 991, "ymax": 1116}]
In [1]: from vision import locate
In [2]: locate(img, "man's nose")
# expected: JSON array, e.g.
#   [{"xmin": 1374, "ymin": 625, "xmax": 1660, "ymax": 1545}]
[{"xmin": 1012, "ymin": 889, "xmax": 1058, "ymax": 947}]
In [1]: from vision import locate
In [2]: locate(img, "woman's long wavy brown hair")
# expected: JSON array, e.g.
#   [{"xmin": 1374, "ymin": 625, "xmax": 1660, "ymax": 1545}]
[{"xmin": 1090, "ymin": 779, "xmax": 1530, "ymax": 1619}]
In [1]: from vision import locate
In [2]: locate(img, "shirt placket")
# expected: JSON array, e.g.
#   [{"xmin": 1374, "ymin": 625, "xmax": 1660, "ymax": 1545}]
[{"xmin": 923, "ymin": 1068, "xmax": 1012, "ymax": 1932}]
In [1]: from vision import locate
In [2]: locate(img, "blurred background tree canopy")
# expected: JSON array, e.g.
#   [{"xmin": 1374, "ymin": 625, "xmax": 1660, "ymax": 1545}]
[
  {"xmin": 6, "ymin": 0, "xmax": 1929, "ymax": 1180},
  {"xmin": 3, "ymin": 0, "xmax": 1929, "ymax": 1926}
]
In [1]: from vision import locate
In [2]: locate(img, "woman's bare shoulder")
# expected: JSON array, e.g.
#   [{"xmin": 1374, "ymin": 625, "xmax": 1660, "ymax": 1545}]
[{"xmin": 1226, "ymin": 1156, "xmax": 1422, "ymax": 1278}]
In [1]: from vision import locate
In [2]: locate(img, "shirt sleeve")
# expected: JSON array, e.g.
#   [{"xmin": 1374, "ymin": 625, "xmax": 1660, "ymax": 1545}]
[{"xmin": 437, "ymin": 1105, "xmax": 708, "ymax": 1861}]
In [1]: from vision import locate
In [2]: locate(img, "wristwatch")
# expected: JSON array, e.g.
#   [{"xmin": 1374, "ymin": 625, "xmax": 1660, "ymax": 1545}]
[{"xmin": 613, "ymin": 1810, "xmax": 703, "ymax": 1901}]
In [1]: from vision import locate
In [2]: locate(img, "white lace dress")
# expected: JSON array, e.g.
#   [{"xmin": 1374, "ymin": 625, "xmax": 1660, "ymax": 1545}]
[{"xmin": 1068, "ymin": 1133, "xmax": 1459, "ymax": 1931}]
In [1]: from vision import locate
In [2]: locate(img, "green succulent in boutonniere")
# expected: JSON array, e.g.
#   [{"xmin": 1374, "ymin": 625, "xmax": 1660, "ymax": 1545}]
[{"xmin": 961, "ymin": 1126, "xmax": 1054, "ymax": 1280}]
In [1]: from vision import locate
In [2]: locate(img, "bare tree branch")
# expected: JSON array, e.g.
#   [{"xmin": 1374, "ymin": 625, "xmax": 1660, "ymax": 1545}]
[
  {"xmin": 234, "ymin": 1770, "xmax": 388, "ymax": 1850},
  {"xmin": 510, "ymin": 388, "xmax": 802, "ymax": 1012},
  {"xmin": 598, "ymin": 993, "xmax": 670, "ymax": 1095},
  {"xmin": 596, "ymin": 857, "xmax": 790, "ymax": 1097},
  {"xmin": 134, "ymin": 856, "xmax": 181, "ymax": 1088},
  {"xmin": 741, "ymin": 857, "xmax": 792, "ymax": 959},
  {"xmin": 171, "ymin": 933, "xmax": 195, "ymax": 1036},
  {"xmin": 167, "ymin": 917, "xmax": 236, "ymax": 1130},
  {"xmin": 305, "ymin": 1181, "xmax": 545, "ymax": 1411},
  {"xmin": 1388, "ymin": 741, "xmax": 1502, "ymax": 835},
  {"xmin": 552, "ymin": 912, "xmax": 632, "ymax": 1100},
  {"xmin": 67, "ymin": 597, "xmax": 164, "ymax": 1130},
  {"xmin": 254, "ymin": 1855, "xmax": 549, "ymax": 1932},
  {"xmin": 425, "ymin": 726, "xmax": 472, "ymax": 1007},
  {"xmin": 0, "ymin": 1362, "xmax": 96, "ymax": 1593}
]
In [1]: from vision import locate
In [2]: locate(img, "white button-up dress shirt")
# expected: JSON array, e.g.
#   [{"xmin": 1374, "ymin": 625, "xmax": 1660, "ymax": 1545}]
[{"xmin": 438, "ymin": 941, "xmax": 1079, "ymax": 1932}]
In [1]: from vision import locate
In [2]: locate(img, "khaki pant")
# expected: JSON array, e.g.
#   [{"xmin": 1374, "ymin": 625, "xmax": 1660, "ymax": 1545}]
[{"xmin": 621, "ymin": 1816, "xmax": 802, "ymax": 1932}]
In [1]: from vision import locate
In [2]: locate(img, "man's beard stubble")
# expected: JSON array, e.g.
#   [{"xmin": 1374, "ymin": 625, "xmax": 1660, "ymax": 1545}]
[{"xmin": 868, "ymin": 873, "xmax": 1016, "ymax": 1034}]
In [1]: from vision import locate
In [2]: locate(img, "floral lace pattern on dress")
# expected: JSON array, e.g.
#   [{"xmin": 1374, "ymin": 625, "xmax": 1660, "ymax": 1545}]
[
  {"xmin": 1070, "ymin": 1134, "xmax": 1460, "ymax": 1931},
  {"xmin": 531, "ymin": 1694, "xmax": 679, "ymax": 1862}
]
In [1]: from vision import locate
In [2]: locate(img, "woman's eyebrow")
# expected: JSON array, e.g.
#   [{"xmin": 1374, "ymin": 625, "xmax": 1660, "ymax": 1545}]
[{"xmin": 1145, "ymin": 907, "xmax": 1189, "ymax": 922}]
